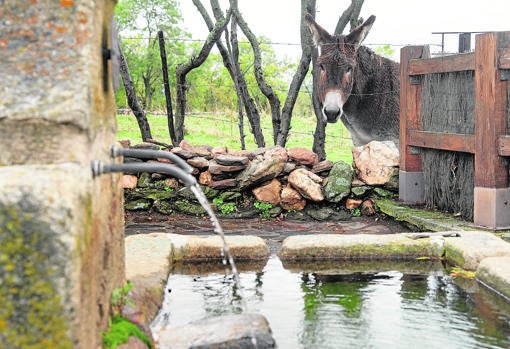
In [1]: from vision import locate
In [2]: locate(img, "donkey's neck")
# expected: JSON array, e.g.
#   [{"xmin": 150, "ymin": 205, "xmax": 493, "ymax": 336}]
[
  {"xmin": 342, "ymin": 46, "xmax": 400, "ymax": 146},
  {"xmin": 352, "ymin": 46, "xmax": 398, "ymax": 100}
]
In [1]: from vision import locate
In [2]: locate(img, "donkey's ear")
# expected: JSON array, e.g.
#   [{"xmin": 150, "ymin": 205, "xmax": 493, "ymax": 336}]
[
  {"xmin": 304, "ymin": 13, "xmax": 333, "ymax": 47},
  {"xmin": 345, "ymin": 15, "xmax": 376, "ymax": 49}
]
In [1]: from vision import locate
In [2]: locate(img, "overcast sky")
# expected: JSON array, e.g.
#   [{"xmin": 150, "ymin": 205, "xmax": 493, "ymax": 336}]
[{"xmin": 180, "ymin": 0, "xmax": 509, "ymax": 61}]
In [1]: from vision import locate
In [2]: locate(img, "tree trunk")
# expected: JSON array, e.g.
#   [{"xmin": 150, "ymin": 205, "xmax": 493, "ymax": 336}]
[
  {"xmin": 335, "ymin": 0, "xmax": 364, "ymax": 34},
  {"xmin": 194, "ymin": 0, "xmax": 249, "ymax": 149},
  {"xmin": 276, "ymin": 0, "xmax": 315, "ymax": 147},
  {"xmin": 229, "ymin": 4, "xmax": 265, "ymax": 148},
  {"xmin": 157, "ymin": 30, "xmax": 176, "ymax": 146},
  {"xmin": 118, "ymin": 41, "xmax": 152, "ymax": 142},
  {"xmin": 174, "ymin": 9, "xmax": 231, "ymax": 142},
  {"xmin": 231, "ymin": 2, "xmax": 278, "ymax": 146}
]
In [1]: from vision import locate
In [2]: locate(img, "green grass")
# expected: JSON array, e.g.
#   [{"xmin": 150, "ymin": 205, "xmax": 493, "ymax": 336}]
[{"xmin": 116, "ymin": 112, "xmax": 354, "ymax": 163}]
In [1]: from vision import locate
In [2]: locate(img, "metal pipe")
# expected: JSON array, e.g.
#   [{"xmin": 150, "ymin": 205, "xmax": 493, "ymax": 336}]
[
  {"xmin": 110, "ymin": 146, "xmax": 193, "ymax": 174},
  {"xmin": 91, "ymin": 160, "xmax": 197, "ymax": 187}
]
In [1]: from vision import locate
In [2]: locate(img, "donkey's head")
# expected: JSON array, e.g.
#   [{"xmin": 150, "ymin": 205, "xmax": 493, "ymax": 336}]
[{"xmin": 305, "ymin": 13, "xmax": 375, "ymax": 123}]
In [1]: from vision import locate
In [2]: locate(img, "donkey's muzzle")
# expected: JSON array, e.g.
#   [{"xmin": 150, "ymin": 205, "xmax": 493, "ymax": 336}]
[
  {"xmin": 322, "ymin": 91, "xmax": 343, "ymax": 123},
  {"xmin": 323, "ymin": 105, "xmax": 341, "ymax": 123}
]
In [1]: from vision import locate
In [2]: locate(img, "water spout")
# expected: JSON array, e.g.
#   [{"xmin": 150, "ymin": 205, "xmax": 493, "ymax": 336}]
[
  {"xmin": 110, "ymin": 146, "xmax": 194, "ymax": 174},
  {"xmin": 91, "ymin": 161, "xmax": 197, "ymax": 186}
]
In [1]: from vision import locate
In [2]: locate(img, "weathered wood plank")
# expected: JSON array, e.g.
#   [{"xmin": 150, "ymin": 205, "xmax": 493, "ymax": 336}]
[
  {"xmin": 474, "ymin": 33, "xmax": 509, "ymax": 188},
  {"xmin": 408, "ymin": 131, "xmax": 475, "ymax": 153},
  {"xmin": 400, "ymin": 46, "xmax": 426, "ymax": 172},
  {"xmin": 498, "ymin": 135, "xmax": 510, "ymax": 156},
  {"xmin": 409, "ymin": 52, "xmax": 475, "ymax": 75}
]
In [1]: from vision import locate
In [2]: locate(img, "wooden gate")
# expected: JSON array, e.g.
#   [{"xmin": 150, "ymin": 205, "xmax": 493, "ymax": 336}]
[{"xmin": 399, "ymin": 32, "xmax": 510, "ymax": 229}]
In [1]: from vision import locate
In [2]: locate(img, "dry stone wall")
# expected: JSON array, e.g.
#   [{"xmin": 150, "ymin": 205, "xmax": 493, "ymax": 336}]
[{"xmin": 122, "ymin": 140, "xmax": 399, "ymax": 220}]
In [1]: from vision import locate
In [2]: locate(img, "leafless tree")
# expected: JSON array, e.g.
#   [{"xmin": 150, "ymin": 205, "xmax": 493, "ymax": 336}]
[
  {"xmin": 177, "ymin": 0, "xmax": 364, "ymax": 159},
  {"xmin": 118, "ymin": 42, "xmax": 153, "ymax": 141}
]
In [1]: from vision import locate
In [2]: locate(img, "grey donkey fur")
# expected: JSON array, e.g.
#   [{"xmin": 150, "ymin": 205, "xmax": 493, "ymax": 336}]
[{"xmin": 305, "ymin": 13, "xmax": 400, "ymax": 147}]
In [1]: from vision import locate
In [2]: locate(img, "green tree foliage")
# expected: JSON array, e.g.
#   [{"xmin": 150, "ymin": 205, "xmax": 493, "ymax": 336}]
[
  {"xmin": 114, "ymin": 0, "xmax": 186, "ymax": 110},
  {"xmin": 374, "ymin": 44, "xmax": 395, "ymax": 59},
  {"xmin": 114, "ymin": 1, "xmax": 314, "ymax": 136}
]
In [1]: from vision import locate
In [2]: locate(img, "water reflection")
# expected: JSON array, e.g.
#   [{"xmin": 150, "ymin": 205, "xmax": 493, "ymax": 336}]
[{"xmin": 151, "ymin": 256, "xmax": 510, "ymax": 349}]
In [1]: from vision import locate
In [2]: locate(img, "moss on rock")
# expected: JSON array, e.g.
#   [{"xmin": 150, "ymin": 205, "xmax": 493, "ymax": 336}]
[{"xmin": 0, "ymin": 206, "xmax": 73, "ymax": 348}]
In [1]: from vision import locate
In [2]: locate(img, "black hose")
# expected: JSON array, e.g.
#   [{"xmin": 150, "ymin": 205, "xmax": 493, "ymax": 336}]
[
  {"xmin": 91, "ymin": 161, "xmax": 197, "ymax": 187},
  {"xmin": 110, "ymin": 146, "xmax": 193, "ymax": 174}
]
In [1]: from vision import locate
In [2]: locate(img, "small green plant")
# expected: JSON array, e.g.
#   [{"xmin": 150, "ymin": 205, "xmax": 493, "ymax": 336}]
[
  {"xmin": 102, "ymin": 281, "xmax": 153, "ymax": 349},
  {"xmin": 102, "ymin": 316, "xmax": 153, "ymax": 349},
  {"xmin": 212, "ymin": 197, "xmax": 237, "ymax": 215},
  {"xmin": 163, "ymin": 185, "xmax": 174, "ymax": 192},
  {"xmin": 111, "ymin": 280, "xmax": 133, "ymax": 317},
  {"xmin": 254, "ymin": 201, "xmax": 273, "ymax": 219},
  {"xmin": 350, "ymin": 208, "xmax": 361, "ymax": 217}
]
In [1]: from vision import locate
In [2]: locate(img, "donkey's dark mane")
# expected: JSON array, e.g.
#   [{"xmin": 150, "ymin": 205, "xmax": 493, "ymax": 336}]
[{"xmin": 341, "ymin": 45, "xmax": 400, "ymax": 146}]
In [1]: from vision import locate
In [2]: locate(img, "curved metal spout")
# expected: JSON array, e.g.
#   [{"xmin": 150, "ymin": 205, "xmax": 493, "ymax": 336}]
[
  {"xmin": 110, "ymin": 146, "xmax": 194, "ymax": 174},
  {"xmin": 91, "ymin": 161, "xmax": 197, "ymax": 187}
]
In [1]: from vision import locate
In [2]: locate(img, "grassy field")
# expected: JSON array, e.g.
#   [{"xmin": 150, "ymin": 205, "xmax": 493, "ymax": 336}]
[{"xmin": 116, "ymin": 112, "xmax": 354, "ymax": 163}]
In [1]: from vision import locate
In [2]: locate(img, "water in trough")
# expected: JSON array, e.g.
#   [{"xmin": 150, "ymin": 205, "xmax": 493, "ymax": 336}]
[
  {"xmin": 151, "ymin": 255, "xmax": 510, "ymax": 349},
  {"xmin": 142, "ymin": 180, "xmax": 510, "ymax": 348}
]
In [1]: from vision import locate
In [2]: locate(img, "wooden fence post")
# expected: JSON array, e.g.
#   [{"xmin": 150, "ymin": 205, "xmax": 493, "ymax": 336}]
[
  {"xmin": 399, "ymin": 45, "xmax": 428, "ymax": 203},
  {"xmin": 473, "ymin": 32, "xmax": 510, "ymax": 228}
]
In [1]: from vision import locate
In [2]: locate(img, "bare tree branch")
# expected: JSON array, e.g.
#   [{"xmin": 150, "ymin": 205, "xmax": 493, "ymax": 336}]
[
  {"xmin": 174, "ymin": 9, "xmax": 232, "ymax": 142},
  {"xmin": 118, "ymin": 40, "xmax": 153, "ymax": 142},
  {"xmin": 276, "ymin": 0, "xmax": 315, "ymax": 147},
  {"xmin": 231, "ymin": 0, "xmax": 278, "ymax": 145},
  {"xmin": 334, "ymin": 0, "xmax": 364, "ymax": 34}
]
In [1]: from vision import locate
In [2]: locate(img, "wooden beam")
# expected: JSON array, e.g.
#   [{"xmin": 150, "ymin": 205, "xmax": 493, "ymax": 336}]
[
  {"xmin": 400, "ymin": 46, "xmax": 427, "ymax": 172},
  {"xmin": 408, "ymin": 130, "xmax": 475, "ymax": 153},
  {"xmin": 499, "ymin": 135, "xmax": 510, "ymax": 156},
  {"xmin": 474, "ymin": 32, "xmax": 509, "ymax": 188},
  {"xmin": 409, "ymin": 52, "xmax": 475, "ymax": 75}
]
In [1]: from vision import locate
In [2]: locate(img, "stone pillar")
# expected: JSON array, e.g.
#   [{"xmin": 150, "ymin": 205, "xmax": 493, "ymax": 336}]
[{"xmin": 0, "ymin": 1, "xmax": 124, "ymax": 347}]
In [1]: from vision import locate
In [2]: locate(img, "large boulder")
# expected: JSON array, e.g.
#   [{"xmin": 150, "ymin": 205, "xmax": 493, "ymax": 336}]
[
  {"xmin": 352, "ymin": 141, "xmax": 399, "ymax": 186},
  {"xmin": 280, "ymin": 184, "xmax": 307, "ymax": 211},
  {"xmin": 237, "ymin": 157, "xmax": 285, "ymax": 190},
  {"xmin": 323, "ymin": 161, "xmax": 354, "ymax": 203},
  {"xmin": 287, "ymin": 147, "xmax": 319, "ymax": 166},
  {"xmin": 252, "ymin": 179, "xmax": 282, "ymax": 205},
  {"xmin": 288, "ymin": 168, "xmax": 324, "ymax": 202}
]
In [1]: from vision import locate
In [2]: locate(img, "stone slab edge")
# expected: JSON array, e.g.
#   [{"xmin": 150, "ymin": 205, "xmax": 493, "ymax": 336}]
[
  {"xmin": 278, "ymin": 233, "xmax": 444, "ymax": 260},
  {"xmin": 375, "ymin": 198, "xmax": 483, "ymax": 232},
  {"xmin": 476, "ymin": 257, "xmax": 510, "ymax": 300},
  {"xmin": 444, "ymin": 231, "xmax": 510, "ymax": 270}
]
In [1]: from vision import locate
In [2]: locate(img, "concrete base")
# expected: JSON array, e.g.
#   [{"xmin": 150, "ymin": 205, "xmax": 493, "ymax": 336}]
[
  {"xmin": 474, "ymin": 187, "xmax": 510, "ymax": 229},
  {"xmin": 399, "ymin": 170, "xmax": 424, "ymax": 203}
]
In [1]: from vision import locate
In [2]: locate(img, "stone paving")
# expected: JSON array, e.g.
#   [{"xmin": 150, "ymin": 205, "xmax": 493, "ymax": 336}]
[{"xmin": 125, "ymin": 211, "xmax": 412, "ymax": 253}]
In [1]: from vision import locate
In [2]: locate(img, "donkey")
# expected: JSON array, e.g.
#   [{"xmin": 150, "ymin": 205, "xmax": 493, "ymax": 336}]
[{"xmin": 305, "ymin": 14, "xmax": 400, "ymax": 147}]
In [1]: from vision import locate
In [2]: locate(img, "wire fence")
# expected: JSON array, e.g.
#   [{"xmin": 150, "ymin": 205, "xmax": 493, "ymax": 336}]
[{"xmin": 117, "ymin": 109, "xmax": 353, "ymax": 142}]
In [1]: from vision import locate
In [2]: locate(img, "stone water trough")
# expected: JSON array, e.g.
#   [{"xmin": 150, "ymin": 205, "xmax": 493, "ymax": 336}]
[
  {"xmin": 125, "ymin": 224, "xmax": 510, "ymax": 348},
  {"xmin": 118, "ymin": 140, "xmax": 510, "ymax": 348}
]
